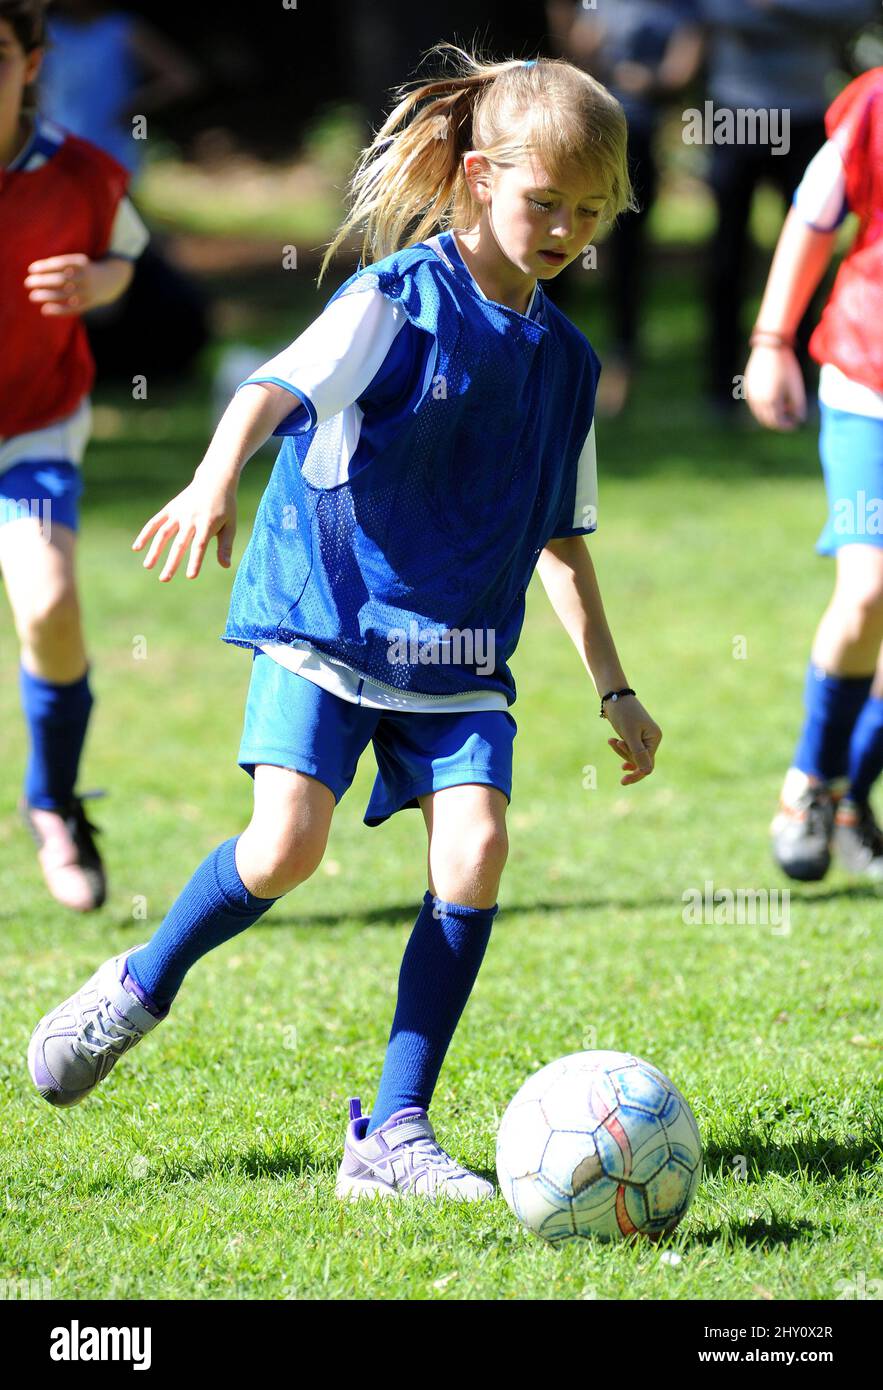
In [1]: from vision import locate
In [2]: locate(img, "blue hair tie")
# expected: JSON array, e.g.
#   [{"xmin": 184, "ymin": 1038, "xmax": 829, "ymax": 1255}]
[{"xmin": 523, "ymin": 59, "xmax": 537, "ymax": 68}]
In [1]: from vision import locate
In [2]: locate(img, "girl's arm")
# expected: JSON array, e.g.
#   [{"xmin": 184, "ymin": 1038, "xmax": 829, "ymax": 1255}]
[
  {"xmin": 134, "ymin": 287, "xmax": 431, "ymax": 582},
  {"xmin": 536, "ymin": 537, "xmax": 661, "ymax": 784},
  {"xmin": 24, "ymin": 253, "xmax": 134, "ymax": 315},
  {"xmin": 536, "ymin": 536, "xmax": 627, "ymax": 693},
  {"xmin": 743, "ymin": 207, "xmax": 838, "ymax": 430},
  {"xmin": 133, "ymin": 382, "xmax": 296, "ymax": 582},
  {"xmin": 194, "ymin": 383, "xmax": 297, "ymax": 489}
]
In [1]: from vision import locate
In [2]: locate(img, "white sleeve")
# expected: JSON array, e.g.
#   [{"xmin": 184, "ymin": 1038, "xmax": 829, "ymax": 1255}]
[
  {"xmin": 238, "ymin": 280, "xmax": 410, "ymax": 433},
  {"xmin": 552, "ymin": 420, "xmax": 598, "ymax": 537},
  {"xmin": 575, "ymin": 420, "xmax": 598, "ymax": 532},
  {"xmin": 107, "ymin": 196, "xmax": 150, "ymax": 259},
  {"xmin": 792, "ymin": 139, "xmax": 849, "ymax": 232}
]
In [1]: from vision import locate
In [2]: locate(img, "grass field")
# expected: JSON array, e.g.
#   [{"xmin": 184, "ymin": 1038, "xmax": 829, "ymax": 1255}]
[{"xmin": 0, "ymin": 262, "xmax": 880, "ymax": 1302}]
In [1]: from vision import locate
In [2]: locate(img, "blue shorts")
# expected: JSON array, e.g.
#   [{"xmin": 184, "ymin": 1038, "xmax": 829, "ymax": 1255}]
[
  {"xmin": 0, "ymin": 459, "xmax": 83, "ymax": 533},
  {"xmin": 0, "ymin": 400, "xmax": 91, "ymax": 533},
  {"xmin": 238, "ymin": 649, "xmax": 517, "ymax": 826},
  {"xmin": 817, "ymin": 403, "xmax": 883, "ymax": 555}
]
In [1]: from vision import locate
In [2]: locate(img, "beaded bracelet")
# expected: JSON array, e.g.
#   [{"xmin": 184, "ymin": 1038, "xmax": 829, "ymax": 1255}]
[{"xmin": 600, "ymin": 688, "xmax": 636, "ymax": 718}]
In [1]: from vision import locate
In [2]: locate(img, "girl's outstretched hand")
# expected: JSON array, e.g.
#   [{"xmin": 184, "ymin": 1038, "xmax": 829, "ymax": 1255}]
[
  {"xmin": 743, "ymin": 344, "xmax": 806, "ymax": 431},
  {"xmin": 132, "ymin": 475, "xmax": 238, "ymax": 581},
  {"xmin": 604, "ymin": 696, "xmax": 661, "ymax": 786}
]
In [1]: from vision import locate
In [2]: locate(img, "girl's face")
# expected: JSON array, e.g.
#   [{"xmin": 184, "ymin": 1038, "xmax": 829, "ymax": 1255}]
[
  {"xmin": 465, "ymin": 153, "xmax": 610, "ymax": 281},
  {"xmin": 0, "ymin": 19, "xmax": 42, "ymax": 140}
]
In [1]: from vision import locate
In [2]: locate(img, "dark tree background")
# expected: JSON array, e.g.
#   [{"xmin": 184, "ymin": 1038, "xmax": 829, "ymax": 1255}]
[{"xmin": 119, "ymin": 0, "xmax": 553, "ymax": 157}]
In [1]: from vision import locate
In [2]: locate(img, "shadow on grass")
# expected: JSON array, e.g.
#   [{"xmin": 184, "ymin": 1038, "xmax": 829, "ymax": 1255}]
[
  {"xmin": 781, "ymin": 883, "xmax": 883, "ymax": 904},
  {"xmin": 235, "ymin": 1145, "xmax": 338, "ymax": 1181},
  {"xmin": 703, "ymin": 1131, "xmax": 881, "ymax": 1182},
  {"xmin": 154, "ymin": 877, "xmax": 877, "ymax": 934},
  {"xmin": 244, "ymin": 895, "xmax": 688, "ymax": 932},
  {"xmin": 94, "ymin": 1146, "xmax": 499, "ymax": 1196},
  {"xmin": 687, "ymin": 1214, "xmax": 816, "ymax": 1249},
  {"xmin": 153, "ymin": 1143, "xmax": 340, "ymax": 1185}
]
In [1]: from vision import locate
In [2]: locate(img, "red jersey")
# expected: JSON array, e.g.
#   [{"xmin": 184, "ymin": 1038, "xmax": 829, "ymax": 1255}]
[
  {"xmin": 0, "ymin": 122, "xmax": 129, "ymax": 437},
  {"xmin": 810, "ymin": 68, "xmax": 883, "ymax": 392}
]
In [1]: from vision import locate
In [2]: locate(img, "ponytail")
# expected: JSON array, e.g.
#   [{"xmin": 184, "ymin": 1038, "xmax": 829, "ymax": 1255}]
[{"xmin": 319, "ymin": 44, "xmax": 633, "ymax": 283}]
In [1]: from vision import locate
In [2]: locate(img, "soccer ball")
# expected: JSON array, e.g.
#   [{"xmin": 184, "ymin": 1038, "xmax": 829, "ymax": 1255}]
[{"xmin": 496, "ymin": 1050, "xmax": 702, "ymax": 1243}]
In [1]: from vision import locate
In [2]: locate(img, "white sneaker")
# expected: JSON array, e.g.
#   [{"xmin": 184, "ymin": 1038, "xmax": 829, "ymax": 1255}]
[
  {"xmin": 335, "ymin": 1098, "xmax": 494, "ymax": 1201},
  {"xmin": 28, "ymin": 947, "xmax": 167, "ymax": 1107}
]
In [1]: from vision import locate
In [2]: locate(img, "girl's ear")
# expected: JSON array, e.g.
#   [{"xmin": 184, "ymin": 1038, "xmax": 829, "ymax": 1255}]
[
  {"xmin": 462, "ymin": 152, "xmax": 493, "ymax": 206},
  {"xmin": 25, "ymin": 46, "xmax": 44, "ymax": 86}
]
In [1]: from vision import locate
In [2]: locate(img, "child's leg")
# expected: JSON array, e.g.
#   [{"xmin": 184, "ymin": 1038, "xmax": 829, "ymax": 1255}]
[
  {"xmin": 0, "ymin": 516, "xmax": 92, "ymax": 805},
  {"xmin": 127, "ymin": 766, "xmax": 335, "ymax": 1008},
  {"xmin": 28, "ymin": 651, "xmax": 363, "ymax": 1107},
  {"xmin": 366, "ymin": 783, "xmax": 507, "ymax": 1134},
  {"xmin": 0, "ymin": 512, "xmax": 106, "ymax": 909},
  {"xmin": 846, "ymin": 642, "xmax": 883, "ymax": 803},
  {"xmin": 818, "ymin": 552, "xmax": 883, "ymax": 801},
  {"xmin": 793, "ymin": 546, "xmax": 883, "ymax": 781}
]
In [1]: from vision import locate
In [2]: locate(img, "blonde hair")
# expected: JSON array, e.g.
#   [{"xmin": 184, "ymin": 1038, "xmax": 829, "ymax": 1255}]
[{"xmin": 319, "ymin": 44, "xmax": 634, "ymax": 283}]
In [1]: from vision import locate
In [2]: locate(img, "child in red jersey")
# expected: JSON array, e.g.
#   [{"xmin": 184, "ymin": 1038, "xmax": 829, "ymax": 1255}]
[
  {"xmin": 0, "ymin": 0, "xmax": 148, "ymax": 909},
  {"xmin": 745, "ymin": 68, "xmax": 883, "ymax": 882}
]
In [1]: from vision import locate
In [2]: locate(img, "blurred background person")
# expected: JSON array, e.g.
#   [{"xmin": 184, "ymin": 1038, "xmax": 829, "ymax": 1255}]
[
  {"xmin": 698, "ymin": 0, "xmax": 878, "ymax": 416},
  {"xmin": 39, "ymin": 0, "xmax": 208, "ymax": 380},
  {"xmin": 39, "ymin": 0, "xmax": 200, "ymax": 174},
  {"xmin": 547, "ymin": 0, "xmax": 703, "ymax": 417},
  {"xmin": 0, "ymin": 0, "xmax": 150, "ymax": 911},
  {"xmin": 744, "ymin": 67, "xmax": 883, "ymax": 882}
]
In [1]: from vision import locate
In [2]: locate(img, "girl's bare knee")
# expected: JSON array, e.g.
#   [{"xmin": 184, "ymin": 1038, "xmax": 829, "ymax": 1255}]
[
  {"xmin": 241, "ymin": 768, "xmax": 335, "ymax": 896},
  {"xmin": 431, "ymin": 821, "xmax": 509, "ymax": 905},
  {"xmin": 17, "ymin": 588, "xmax": 81, "ymax": 652},
  {"xmin": 237, "ymin": 826, "xmax": 327, "ymax": 897}
]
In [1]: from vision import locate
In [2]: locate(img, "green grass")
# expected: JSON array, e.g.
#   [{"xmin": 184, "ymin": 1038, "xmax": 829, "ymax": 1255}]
[
  {"xmin": 0, "ymin": 265, "xmax": 880, "ymax": 1302},
  {"xmin": 135, "ymin": 105, "xmax": 364, "ymax": 244}
]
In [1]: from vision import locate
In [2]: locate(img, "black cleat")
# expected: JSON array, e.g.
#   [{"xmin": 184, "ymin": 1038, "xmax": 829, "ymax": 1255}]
[
  {"xmin": 833, "ymin": 797, "xmax": 883, "ymax": 880},
  {"xmin": 20, "ymin": 792, "xmax": 107, "ymax": 912}
]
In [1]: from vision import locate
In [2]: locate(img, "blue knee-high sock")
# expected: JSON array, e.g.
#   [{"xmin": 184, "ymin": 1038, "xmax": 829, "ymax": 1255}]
[
  {"xmin": 847, "ymin": 695, "xmax": 883, "ymax": 803},
  {"xmin": 127, "ymin": 836, "xmax": 279, "ymax": 1009},
  {"xmin": 19, "ymin": 664, "xmax": 94, "ymax": 810},
  {"xmin": 793, "ymin": 664, "xmax": 873, "ymax": 781},
  {"xmin": 366, "ymin": 891, "xmax": 497, "ymax": 1135}
]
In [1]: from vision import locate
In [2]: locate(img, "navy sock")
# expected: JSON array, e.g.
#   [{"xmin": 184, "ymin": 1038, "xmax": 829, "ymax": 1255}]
[
  {"xmin": 847, "ymin": 694, "xmax": 883, "ymax": 803},
  {"xmin": 19, "ymin": 664, "xmax": 93, "ymax": 809},
  {"xmin": 127, "ymin": 836, "xmax": 279, "ymax": 1008},
  {"xmin": 793, "ymin": 664, "xmax": 873, "ymax": 781},
  {"xmin": 366, "ymin": 891, "xmax": 497, "ymax": 1135}
]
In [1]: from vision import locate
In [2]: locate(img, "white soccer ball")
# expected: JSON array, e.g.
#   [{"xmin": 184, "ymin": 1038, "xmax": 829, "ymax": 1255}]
[{"xmin": 496, "ymin": 1050, "xmax": 702, "ymax": 1243}]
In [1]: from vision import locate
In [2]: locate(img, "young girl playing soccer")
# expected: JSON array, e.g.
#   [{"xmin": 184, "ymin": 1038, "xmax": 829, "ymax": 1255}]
[
  {"xmin": 745, "ymin": 67, "xmax": 883, "ymax": 882},
  {"xmin": 0, "ymin": 0, "xmax": 148, "ymax": 911},
  {"xmin": 29, "ymin": 48, "xmax": 661, "ymax": 1200}
]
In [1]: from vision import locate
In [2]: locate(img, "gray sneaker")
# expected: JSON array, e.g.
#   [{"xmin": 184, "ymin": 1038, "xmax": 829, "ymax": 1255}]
[
  {"xmin": 770, "ymin": 770, "xmax": 834, "ymax": 881},
  {"xmin": 833, "ymin": 797, "xmax": 883, "ymax": 880},
  {"xmin": 335, "ymin": 1098, "xmax": 494, "ymax": 1201},
  {"xmin": 28, "ymin": 947, "xmax": 167, "ymax": 1107}
]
